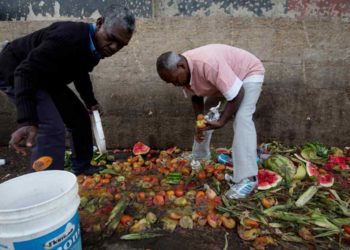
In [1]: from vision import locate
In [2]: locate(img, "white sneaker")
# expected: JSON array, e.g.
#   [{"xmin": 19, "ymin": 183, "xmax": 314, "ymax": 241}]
[
  {"xmin": 224, "ymin": 173, "xmax": 234, "ymax": 183},
  {"xmin": 225, "ymin": 177, "xmax": 257, "ymax": 199}
]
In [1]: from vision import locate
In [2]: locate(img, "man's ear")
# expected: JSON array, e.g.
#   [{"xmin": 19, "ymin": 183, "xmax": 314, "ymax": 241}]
[
  {"xmin": 96, "ymin": 17, "xmax": 104, "ymax": 30},
  {"xmin": 177, "ymin": 59, "xmax": 187, "ymax": 70}
]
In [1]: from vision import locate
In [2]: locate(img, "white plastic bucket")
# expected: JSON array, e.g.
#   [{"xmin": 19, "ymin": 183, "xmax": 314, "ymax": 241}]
[{"xmin": 0, "ymin": 170, "xmax": 81, "ymax": 250}]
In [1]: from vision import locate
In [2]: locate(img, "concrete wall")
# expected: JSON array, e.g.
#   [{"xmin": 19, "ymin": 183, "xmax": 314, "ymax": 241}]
[
  {"xmin": 0, "ymin": 0, "xmax": 349, "ymax": 20},
  {"xmin": 0, "ymin": 17, "xmax": 349, "ymax": 149}
]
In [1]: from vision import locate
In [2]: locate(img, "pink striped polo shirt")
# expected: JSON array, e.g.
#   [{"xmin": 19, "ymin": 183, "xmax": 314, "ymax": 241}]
[{"xmin": 182, "ymin": 44, "xmax": 265, "ymax": 100}]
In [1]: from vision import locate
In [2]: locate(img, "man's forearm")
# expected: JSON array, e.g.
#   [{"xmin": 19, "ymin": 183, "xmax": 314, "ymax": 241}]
[
  {"xmin": 218, "ymin": 87, "xmax": 245, "ymax": 125},
  {"xmin": 74, "ymin": 74, "xmax": 97, "ymax": 108},
  {"xmin": 14, "ymin": 76, "xmax": 38, "ymax": 125},
  {"xmin": 191, "ymin": 95, "xmax": 204, "ymax": 118}
]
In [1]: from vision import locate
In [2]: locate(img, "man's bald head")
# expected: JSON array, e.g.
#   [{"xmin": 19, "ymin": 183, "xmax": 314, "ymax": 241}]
[
  {"xmin": 156, "ymin": 51, "xmax": 190, "ymax": 87},
  {"xmin": 156, "ymin": 51, "xmax": 182, "ymax": 73}
]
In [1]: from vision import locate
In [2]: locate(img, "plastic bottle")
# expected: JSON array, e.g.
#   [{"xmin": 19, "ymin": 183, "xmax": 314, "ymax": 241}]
[{"xmin": 204, "ymin": 102, "xmax": 221, "ymax": 122}]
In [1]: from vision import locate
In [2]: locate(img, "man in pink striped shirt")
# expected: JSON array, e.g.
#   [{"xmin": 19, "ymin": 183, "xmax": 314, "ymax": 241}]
[{"xmin": 156, "ymin": 44, "xmax": 264, "ymax": 199}]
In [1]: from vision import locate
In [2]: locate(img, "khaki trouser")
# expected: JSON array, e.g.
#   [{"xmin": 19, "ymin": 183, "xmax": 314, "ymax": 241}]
[{"xmin": 192, "ymin": 81, "xmax": 263, "ymax": 183}]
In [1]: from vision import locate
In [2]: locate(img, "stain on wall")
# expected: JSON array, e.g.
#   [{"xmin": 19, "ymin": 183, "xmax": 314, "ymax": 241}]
[
  {"xmin": 0, "ymin": 0, "xmax": 349, "ymax": 20},
  {"xmin": 288, "ymin": 0, "xmax": 350, "ymax": 18}
]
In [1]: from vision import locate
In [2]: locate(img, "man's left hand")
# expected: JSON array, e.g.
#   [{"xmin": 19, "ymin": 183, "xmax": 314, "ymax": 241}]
[
  {"xmin": 89, "ymin": 104, "xmax": 104, "ymax": 116},
  {"xmin": 202, "ymin": 120, "xmax": 225, "ymax": 131}
]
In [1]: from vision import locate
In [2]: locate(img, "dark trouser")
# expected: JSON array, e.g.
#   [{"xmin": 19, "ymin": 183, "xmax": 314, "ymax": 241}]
[{"xmin": 0, "ymin": 80, "xmax": 93, "ymax": 171}]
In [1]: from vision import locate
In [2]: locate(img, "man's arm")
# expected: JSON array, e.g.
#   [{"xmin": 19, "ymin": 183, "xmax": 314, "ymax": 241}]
[
  {"xmin": 191, "ymin": 95, "xmax": 206, "ymax": 142},
  {"xmin": 191, "ymin": 95, "xmax": 204, "ymax": 117},
  {"xmin": 10, "ymin": 39, "xmax": 75, "ymax": 154},
  {"xmin": 74, "ymin": 73, "xmax": 98, "ymax": 108},
  {"xmin": 14, "ymin": 40, "xmax": 76, "ymax": 125},
  {"xmin": 74, "ymin": 73, "xmax": 104, "ymax": 115}
]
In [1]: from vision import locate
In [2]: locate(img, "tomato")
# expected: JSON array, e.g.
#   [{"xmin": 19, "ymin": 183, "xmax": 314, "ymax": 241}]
[
  {"xmin": 101, "ymin": 178, "xmax": 110, "ymax": 185},
  {"xmin": 195, "ymin": 191, "xmax": 207, "ymax": 205},
  {"xmin": 261, "ymin": 197, "xmax": 275, "ymax": 209},
  {"xmin": 343, "ymin": 225, "xmax": 350, "ymax": 234},
  {"xmin": 157, "ymin": 190, "xmax": 166, "ymax": 196},
  {"xmin": 143, "ymin": 176, "xmax": 151, "ymax": 182},
  {"xmin": 114, "ymin": 193, "xmax": 121, "ymax": 201},
  {"xmin": 175, "ymin": 188, "xmax": 184, "ymax": 197},
  {"xmin": 197, "ymin": 171, "xmax": 206, "ymax": 180},
  {"xmin": 137, "ymin": 192, "xmax": 146, "ymax": 201},
  {"xmin": 166, "ymin": 190, "xmax": 175, "ymax": 196},
  {"xmin": 120, "ymin": 215, "xmax": 133, "ymax": 226},
  {"xmin": 181, "ymin": 167, "xmax": 191, "ymax": 176},
  {"xmin": 82, "ymin": 178, "xmax": 95, "ymax": 189},
  {"xmin": 153, "ymin": 195, "xmax": 165, "ymax": 206},
  {"xmin": 243, "ymin": 218, "xmax": 259, "ymax": 229},
  {"xmin": 221, "ymin": 216, "xmax": 236, "ymax": 229},
  {"xmin": 103, "ymin": 173, "xmax": 112, "ymax": 179},
  {"xmin": 106, "ymin": 187, "xmax": 116, "ymax": 194},
  {"xmin": 169, "ymin": 212, "xmax": 182, "ymax": 220},
  {"xmin": 205, "ymin": 165, "xmax": 215, "ymax": 174},
  {"xmin": 207, "ymin": 213, "xmax": 221, "ymax": 228}
]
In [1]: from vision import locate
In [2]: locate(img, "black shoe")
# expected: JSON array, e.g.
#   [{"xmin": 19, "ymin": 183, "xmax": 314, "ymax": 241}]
[{"xmin": 71, "ymin": 166, "xmax": 105, "ymax": 176}]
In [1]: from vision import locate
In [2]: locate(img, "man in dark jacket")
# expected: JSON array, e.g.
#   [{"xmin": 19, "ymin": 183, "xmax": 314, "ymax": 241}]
[{"xmin": 0, "ymin": 5, "xmax": 135, "ymax": 175}]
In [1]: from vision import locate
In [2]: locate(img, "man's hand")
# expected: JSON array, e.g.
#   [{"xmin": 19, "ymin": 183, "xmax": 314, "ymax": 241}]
[
  {"xmin": 9, "ymin": 125, "xmax": 38, "ymax": 156},
  {"xmin": 195, "ymin": 120, "xmax": 225, "ymax": 143},
  {"xmin": 194, "ymin": 127, "xmax": 205, "ymax": 143},
  {"xmin": 89, "ymin": 104, "xmax": 104, "ymax": 116},
  {"xmin": 202, "ymin": 120, "xmax": 225, "ymax": 131}
]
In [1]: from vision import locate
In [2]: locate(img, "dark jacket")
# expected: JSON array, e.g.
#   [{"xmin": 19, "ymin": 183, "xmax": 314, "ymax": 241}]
[{"xmin": 0, "ymin": 21, "xmax": 100, "ymax": 125}]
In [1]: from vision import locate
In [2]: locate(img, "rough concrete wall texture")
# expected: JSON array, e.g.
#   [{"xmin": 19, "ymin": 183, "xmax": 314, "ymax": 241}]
[
  {"xmin": 0, "ymin": 17, "xmax": 349, "ymax": 149},
  {"xmin": 0, "ymin": 0, "xmax": 349, "ymax": 20}
]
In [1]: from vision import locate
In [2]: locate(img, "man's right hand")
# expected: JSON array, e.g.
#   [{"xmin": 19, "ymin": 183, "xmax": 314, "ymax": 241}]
[
  {"xmin": 9, "ymin": 125, "xmax": 38, "ymax": 156},
  {"xmin": 194, "ymin": 127, "xmax": 205, "ymax": 143}
]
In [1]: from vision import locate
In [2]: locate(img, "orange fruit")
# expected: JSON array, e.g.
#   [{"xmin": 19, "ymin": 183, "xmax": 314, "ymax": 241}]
[{"xmin": 32, "ymin": 156, "xmax": 53, "ymax": 171}]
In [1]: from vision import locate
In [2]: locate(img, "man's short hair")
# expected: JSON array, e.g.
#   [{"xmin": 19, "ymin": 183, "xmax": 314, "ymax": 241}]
[
  {"xmin": 103, "ymin": 5, "xmax": 135, "ymax": 34},
  {"xmin": 156, "ymin": 51, "xmax": 182, "ymax": 73}
]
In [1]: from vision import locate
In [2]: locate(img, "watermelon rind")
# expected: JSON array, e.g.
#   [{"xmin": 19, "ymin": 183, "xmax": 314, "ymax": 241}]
[
  {"xmin": 133, "ymin": 142, "xmax": 151, "ymax": 155},
  {"xmin": 258, "ymin": 169, "xmax": 282, "ymax": 190},
  {"xmin": 318, "ymin": 173, "xmax": 334, "ymax": 188},
  {"xmin": 306, "ymin": 163, "xmax": 320, "ymax": 177},
  {"xmin": 264, "ymin": 154, "xmax": 296, "ymax": 181}
]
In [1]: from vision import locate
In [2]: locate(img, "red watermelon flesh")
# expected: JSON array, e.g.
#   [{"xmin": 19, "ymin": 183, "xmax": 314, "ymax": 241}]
[
  {"xmin": 306, "ymin": 163, "xmax": 320, "ymax": 177},
  {"xmin": 166, "ymin": 147, "xmax": 177, "ymax": 154},
  {"xmin": 258, "ymin": 169, "xmax": 282, "ymax": 190},
  {"xmin": 325, "ymin": 156, "xmax": 350, "ymax": 171},
  {"xmin": 132, "ymin": 142, "xmax": 150, "ymax": 155},
  {"xmin": 318, "ymin": 172, "xmax": 334, "ymax": 187}
]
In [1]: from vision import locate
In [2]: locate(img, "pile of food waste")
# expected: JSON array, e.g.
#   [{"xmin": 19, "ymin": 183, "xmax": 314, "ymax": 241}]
[{"xmin": 66, "ymin": 141, "xmax": 350, "ymax": 249}]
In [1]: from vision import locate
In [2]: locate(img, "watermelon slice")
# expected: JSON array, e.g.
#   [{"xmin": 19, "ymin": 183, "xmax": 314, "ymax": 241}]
[
  {"xmin": 258, "ymin": 169, "xmax": 282, "ymax": 190},
  {"xmin": 294, "ymin": 153, "xmax": 320, "ymax": 177},
  {"xmin": 306, "ymin": 163, "xmax": 320, "ymax": 177},
  {"xmin": 132, "ymin": 142, "xmax": 150, "ymax": 155},
  {"xmin": 318, "ymin": 172, "xmax": 334, "ymax": 188},
  {"xmin": 166, "ymin": 147, "xmax": 177, "ymax": 154}
]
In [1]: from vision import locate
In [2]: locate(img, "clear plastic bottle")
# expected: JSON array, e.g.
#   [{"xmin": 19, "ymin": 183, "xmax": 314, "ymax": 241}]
[{"xmin": 204, "ymin": 101, "xmax": 221, "ymax": 122}]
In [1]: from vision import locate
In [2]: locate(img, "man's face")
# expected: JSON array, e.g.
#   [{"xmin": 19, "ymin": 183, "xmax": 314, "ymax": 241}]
[
  {"xmin": 159, "ymin": 65, "xmax": 190, "ymax": 87},
  {"xmin": 94, "ymin": 18, "xmax": 133, "ymax": 58}
]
